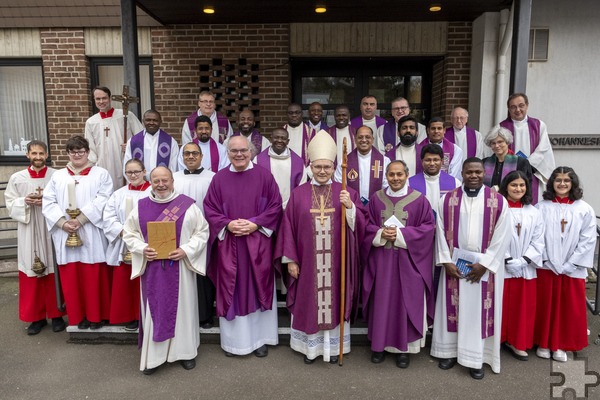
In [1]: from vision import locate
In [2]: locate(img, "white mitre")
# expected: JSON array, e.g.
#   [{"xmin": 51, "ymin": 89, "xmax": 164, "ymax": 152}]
[{"xmin": 307, "ymin": 129, "xmax": 337, "ymax": 163}]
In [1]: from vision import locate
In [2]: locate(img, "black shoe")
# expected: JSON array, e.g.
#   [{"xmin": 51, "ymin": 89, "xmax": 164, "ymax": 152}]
[
  {"xmin": 438, "ymin": 358, "xmax": 457, "ymax": 370},
  {"xmin": 200, "ymin": 320, "xmax": 213, "ymax": 329},
  {"xmin": 470, "ymin": 368, "xmax": 484, "ymax": 380},
  {"xmin": 181, "ymin": 359, "xmax": 196, "ymax": 370},
  {"xmin": 303, "ymin": 355, "xmax": 315, "ymax": 364},
  {"xmin": 371, "ymin": 351, "xmax": 386, "ymax": 364},
  {"xmin": 254, "ymin": 345, "xmax": 268, "ymax": 358},
  {"xmin": 396, "ymin": 353, "xmax": 410, "ymax": 369},
  {"xmin": 27, "ymin": 319, "xmax": 47, "ymax": 335},
  {"xmin": 124, "ymin": 320, "xmax": 139, "ymax": 331},
  {"xmin": 89, "ymin": 321, "xmax": 103, "ymax": 330},
  {"xmin": 330, "ymin": 356, "xmax": 339, "ymax": 364},
  {"xmin": 77, "ymin": 319, "xmax": 90, "ymax": 330},
  {"xmin": 142, "ymin": 367, "xmax": 158, "ymax": 375},
  {"xmin": 224, "ymin": 351, "xmax": 235, "ymax": 357},
  {"xmin": 502, "ymin": 342, "xmax": 529, "ymax": 361},
  {"xmin": 51, "ymin": 317, "xmax": 66, "ymax": 333}
]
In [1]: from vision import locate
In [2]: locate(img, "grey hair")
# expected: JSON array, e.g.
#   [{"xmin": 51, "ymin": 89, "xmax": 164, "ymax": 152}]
[
  {"xmin": 226, "ymin": 135, "xmax": 255, "ymax": 155},
  {"xmin": 484, "ymin": 125, "xmax": 514, "ymax": 147}
]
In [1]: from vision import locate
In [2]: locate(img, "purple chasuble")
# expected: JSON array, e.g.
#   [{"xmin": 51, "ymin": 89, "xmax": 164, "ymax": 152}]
[
  {"xmin": 232, "ymin": 129, "xmax": 265, "ymax": 155},
  {"xmin": 382, "ymin": 119, "xmax": 397, "ymax": 152},
  {"xmin": 186, "ymin": 111, "xmax": 230, "ymax": 144},
  {"xmin": 345, "ymin": 148, "xmax": 385, "ymax": 200},
  {"xmin": 483, "ymin": 154, "xmax": 518, "ymax": 187},
  {"xmin": 274, "ymin": 182, "xmax": 366, "ymax": 334},
  {"xmin": 256, "ymin": 147, "xmax": 305, "ymax": 190},
  {"xmin": 408, "ymin": 171, "xmax": 457, "ymax": 198},
  {"xmin": 284, "ymin": 123, "xmax": 314, "ymax": 167},
  {"xmin": 137, "ymin": 194, "xmax": 195, "ymax": 344},
  {"xmin": 442, "ymin": 187, "xmax": 503, "ymax": 338},
  {"xmin": 203, "ymin": 166, "xmax": 282, "ymax": 319},
  {"xmin": 416, "ymin": 139, "xmax": 455, "ymax": 174},
  {"xmin": 445, "ymin": 126, "xmax": 477, "ymax": 158},
  {"xmin": 130, "ymin": 129, "xmax": 173, "ymax": 168},
  {"xmin": 361, "ymin": 188, "xmax": 435, "ymax": 351}
]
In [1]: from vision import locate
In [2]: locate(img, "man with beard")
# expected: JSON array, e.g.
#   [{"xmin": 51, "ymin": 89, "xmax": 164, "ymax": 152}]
[
  {"xmin": 327, "ymin": 105, "xmax": 356, "ymax": 165},
  {"xmin": 228, "ymin": 109, "xmax": 269, "ymax": 158},
  {"xmin": 284, "ymin": 103, "xmax": 314, "ymax": 166},
  {"xmin": 385, "ymin": 116, "xmax": 420, "ymax": 177},
  {"xmin": 123, "ymin": 109, "xmax": 178, "ymax": 180},
  {"xmin": 177, "ymin": 115, "xmax": 229, "ymax": 172},
  {"xmin": 5, "ymin": 140, "xmax": 66, "ymax": 335},
  {"xmin": 308, "ymin": 101, "xmax": 329, "ymax": 132},
  {"xmin": 415, "ymin": 117, "xmax": 463, "ymax": 180},
  {"xmin": 431, "ymin": 158, "xmax": 511, "ymax": 379},
  {"xmin": 254, "ymin": 128, "xmax": 307, "ymax": 209},
  {"xmin": 181, "ymin": 91, "xmax": 233, "ymax": 144},
  {"xmin": 377, "ymin": 97, "xmax": 427, "ymax": 153}
]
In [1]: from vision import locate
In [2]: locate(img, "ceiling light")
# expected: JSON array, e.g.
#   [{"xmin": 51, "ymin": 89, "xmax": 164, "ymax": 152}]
[
  {"xmin": 315, "ymin": 5, "xmax": 327, "ymax": 13},
  {"xmin": 429, "ymin": 4, "xmax": 442, "ymax": 12},
  {"xmin": 203, "ymin": 6, "xmax": 215, "ymax": 14}
]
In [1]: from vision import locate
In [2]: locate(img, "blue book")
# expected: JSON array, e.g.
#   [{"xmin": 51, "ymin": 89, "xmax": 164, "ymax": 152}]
[
  {"xmin": 515, "ymin": 150, "xmax": 528, "ymax": 159},
  {"xmin": 456, "ymin": 258, "xmax": 473, "ymax": 277}
]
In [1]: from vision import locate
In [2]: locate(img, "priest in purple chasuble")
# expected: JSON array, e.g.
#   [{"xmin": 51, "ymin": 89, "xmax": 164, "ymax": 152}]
[
  {"xmin": 122, "ymin": 166, "xmax": 209, "ymax": 374},
  {"xmin": 334, "ymin": 125, "xmax": 390, "ymax": 205},
  {"xmin": 327, "ymin": 105, "xmax": 356, "ymax": 167},
  {"xmin": 123, "ymin": 110, "xmax": 179, "ymax": 181},
  {"xmin": 431, "ymin": 158, "xmax": 511, "ymax": 379},
  {"xmin": 275, "ymin": 130, "xmax": 367, "ymax": 364},
  {"xmin": 362, "ymin": 160, "xmax": 435, "ymax": 368},
  {"xmin": 203, "ymin": 136, "xmax": 282, "ymax": 358}
]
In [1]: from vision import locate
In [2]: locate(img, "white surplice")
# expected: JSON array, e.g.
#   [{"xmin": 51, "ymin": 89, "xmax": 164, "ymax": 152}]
[
  {"xmin": 431, "ymin": 187, "xmax": 511, "ymax": 373},
  {"xmin": 123, "ymin": 191, "xmax": 209, "ymax": 370},
  {"xmin": 173, "ymin": 169, "xmax": 215, "ymax": 214},
  {"xmin": 505, "ymin": 205, "xmax": 545, "ymax": 280},
  {"xmin": 176, "ymin": 139, "xmax": 229, "ymax": 172}
]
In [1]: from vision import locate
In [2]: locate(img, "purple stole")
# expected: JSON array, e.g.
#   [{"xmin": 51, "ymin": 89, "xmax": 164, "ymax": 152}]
[
  {"xmin": 130, "ymin": 129, "xmax": 173, "ymax": 168},
  {"xmin": 415, "ymin": 139, "xmax": 455, "ymax": 174},
  {"xmin": 284, "ymin": 123, "xmax": 314, "ymax": 166},
  {"xmin": 382, "ymin": 119, "xmax": 397, "ymax": 151},
  {"xmin": 256, "ymin": 147, "xmax": 305, "ymax": 189},
  {"xmin": 409, "ymin": 171, "xmax": 457, "ymax": 198},
  {"xmin": 232, "ymin": 129, "xmax": 264, "ymax": 154},
  {"xmin": 186, "ymin": 111, "xmax": 230, "ymax": 144},
  {"xmin": 350, "ymin": 115, "xmax": 386, "ymax": 129},
  {"xmin": 137, "ymin": 194, "xmax": 195, "ymax": 344},
  {"xmin": 192, "ymin": 138, "xmax": 220, "ymax": 172},
  {"xmin": 445, "ymin": 126, "xmax": 478, "ymax": 158},
  {"xmin": 345, "ymin": 148, "xmax": 384, "ymax": 200},
  {"xmin": 442, "ymin": 187, "xmax": 503, "ymax": 339},
  {"xmin": 327, "ymin": 125, "xmax": 356, "ymax": 152},
  {"xmin": 499, "ymin": 117, "xmax": 541, "ymax": 200},
  {"xmin": 483, "ymin": 154, "xmax": 518, "ymax": 187}
]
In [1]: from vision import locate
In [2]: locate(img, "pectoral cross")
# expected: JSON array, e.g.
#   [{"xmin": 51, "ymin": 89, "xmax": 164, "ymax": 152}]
[
  {"xmin": 35, "ymin": 187, "xmax": 44, "ymax": 196},
  {"xmin": 310, "ymin": 195, "xmax": 335, "ymax": 226},
  {"xmin": 561, "ymin": 218, "xmax": 568, "ymax": 233},
  {"xmin": 516, "ymin": 222, "xmax": 521, "ymax": 237},
  {"xmin": 104, "ymin": 126, "xmax": 110, "ymax": 137},
  {"xmin": 371, "ymin": 159, "xmax": 382, "ymax": 179}
]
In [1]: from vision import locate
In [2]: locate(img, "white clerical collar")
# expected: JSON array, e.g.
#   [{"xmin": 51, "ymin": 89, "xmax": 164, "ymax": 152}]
[
  {"xmin": 386, "ymin": 185, "xmax": 408, "ymax": 197},
  {"xmin": 310, "ymin": 178, "xmax": 332, "ymax": 186},
  {"xmin": 357, "ymin": 150, "xmax": 372, "ymax": 159},
  {"xmin": 268, "ymin": 146, "xmax": 290, "ymax": 159},
  {"xmin": 309, "ymin": 122, "xmax": 321, "ymax": 130},
  {"xmin": 362, "ymin": 116, "xmax": 375, "ymax": 122},
  {"xmin": 454, "ymin": 126, "xmax": 466, "ymax": 134},
  {"xmin": 151, "ymin": 190, "xmax": 177, "ymax": 203},
  {"xmin": 512, "ymin": 115, "xmax": 528, "ymax": 124},
  {"xmin": 424, "ymin": 172, "xmax": 440, "ymax": 181},
  {"xmin": 229, "ymin": 161, "xmax": 254, "ymax": 173}
]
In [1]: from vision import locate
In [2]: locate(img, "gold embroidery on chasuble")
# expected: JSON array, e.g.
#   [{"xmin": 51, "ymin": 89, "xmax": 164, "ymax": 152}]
[{"xmin": 375, "ymin": 190, "xmax": 419, "ymax": 249}]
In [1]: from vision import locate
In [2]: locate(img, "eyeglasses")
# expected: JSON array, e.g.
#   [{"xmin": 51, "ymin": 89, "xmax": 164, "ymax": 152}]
[
  {"xmin": 68, "ymin": 150, "xmax": 87, "ymax": 156},
  {"xmin": 311, "ymin": 165, "xmax": 333, "ymax": 172},
  {"xmin": 183, "ymin": 151, "xmax": 201, "ymax": 157},
  {"xmin": 391, "ymin": 106, "xmax": 409, "ymax": 112},
  {"xmin": 228, "ymin": 148, "xmax": 249, "ymax": 155},
  {"xmin": 555, "ymin": 179, "xmax": 572, "ymax": 184},
  {"xmin": 125, "ymin": 170, "xmax": 143, "ymax": 176}
]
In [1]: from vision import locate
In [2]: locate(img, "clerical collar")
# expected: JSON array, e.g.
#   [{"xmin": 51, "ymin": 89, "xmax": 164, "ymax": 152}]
[
  {"xmin": 507, "ymin": 199, "xmax": 523, "ymax": 208},
  {"xmin": 311, "ymin": 178, "xmax": 332, "ymax": 186},
  {"xmin": 144, "ymin": 129, "xmax": 159, "ymax": 136},
  {"xmin": 66, "ymin": 162, "xmax": 94, "ymax": 176},
  {"xmin": 229, "ymin": 161, "xmax": 254, "ymax": 173},
  {"xmin": 308, "ymin": 122, "xmax": 321, "ymax": 130},
  {"xmin": 357, "ymin": 150, "xmax": 372, "ymax": 158},
  {"xmin": 424, "ymin": 171, "xmax": 440, "ymax": 180},
  {"xmin": 184, "ymin": 167, "xmax": 204, "ymax": 175},
  {"xmin": 386, "ymin": 185, "xmax": 408, "ymax": 197},
  {"xmin": 151, "ymin": 190, "xmax": 177, "ymax": 203},
  {"xmin": 463, "ymin": 185, "xmax": 482, "ymax": 197},
  {"xmin": 28, "ymin": 165, "xmax": 48, "ymax": 179},
  {"xmin": 129, "ymin": 181, "xmax": 151, "ymax": 191},
  {"xmin": 553, "ymin": 196, "xmax": 574, "ymax": 204},
  {"xmin": 512, "ymin": 115, "xmax": 528, "ymax": 124},
  {"xmin": 268, "ymin": 147, "xmax": 290, "ymax": 160},
  {"xmin": 99, "ymin": 108, "xmax": 115, "ymax": 119}
]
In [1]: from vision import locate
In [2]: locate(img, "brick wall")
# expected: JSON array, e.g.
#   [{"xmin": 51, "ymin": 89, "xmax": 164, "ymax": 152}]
[
  {"xmin": 151, "ymin": 24, "xmax": 290, "ymax": 142},
  {"xmin": 41, "ymin": 28, "xmax": 91, "ymax": 167}
]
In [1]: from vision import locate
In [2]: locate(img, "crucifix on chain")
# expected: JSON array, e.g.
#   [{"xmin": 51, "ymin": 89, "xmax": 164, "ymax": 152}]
[
  {"xmin": 111, "ymin": 85, "xmax": 140, "ymax": 146},
  {"xmin": 310, "ymin": 195, "xmax": 335, "ymax": 226},
  {"xmin": 516, "ymin": 222, "xmax": 521, "ymax": 237},
  {"xmin": 561, "ymin": 218, "xmax": 568, "ymax": 233},
  {"xmin": 104, "ymin": 126, "xmax": 110, "ymax": 137}
]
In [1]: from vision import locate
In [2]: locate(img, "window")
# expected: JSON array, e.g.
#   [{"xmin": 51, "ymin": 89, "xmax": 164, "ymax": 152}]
[
  {"xmin": 89, "ymin": 57, "xmax": 154, "ymax": 114},
  {"xmin": 0, "ymin": 60, "xmax": 48, "ymax": 163},
  {"xmin": 529, "ymin": 28, "xmax": 549, "ymax": 62}
]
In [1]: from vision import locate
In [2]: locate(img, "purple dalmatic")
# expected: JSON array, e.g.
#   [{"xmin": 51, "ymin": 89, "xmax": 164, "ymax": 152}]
[
  {"xmin": 186, "ymin": 111, "xmax": 230, "ymax": 144},
  {"xmin": 137, "ymin": 194, "xmax": 195, "ymax": 345},
  {"xmin": 345, "ymin": 148, "xmax": 385, "ymax": 201},
  {"xmin": 415, "ymin": 139, "xmax": 455, "ymax": 174},
  {"xmin": 203, "ymin": 165, "xmax": 282, "ymax": 320},
  {"xmin": 232, "ymin": 129, "xmax": 265, "ymax": 155},
  {"xmin": 130, "ymin": 129, "xmax": 173, "ymax": 168},
  {"xmin": 274, "ymin": 182, "xmax": 367, "ymax": 334},
  {"xmin": 442, "ymin": 186, "xmax": 504, "ymax": 339},
  {"xmin": 255, "ymin": 147, "xmax": 306, "ymax": 190},
  {"xmin": 445, "ymin": 126, "xmax": 478, "ymax": 158},
  {"xmin": 361, "ymin": 188, "xmax": 436, "ymax": 352}
]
